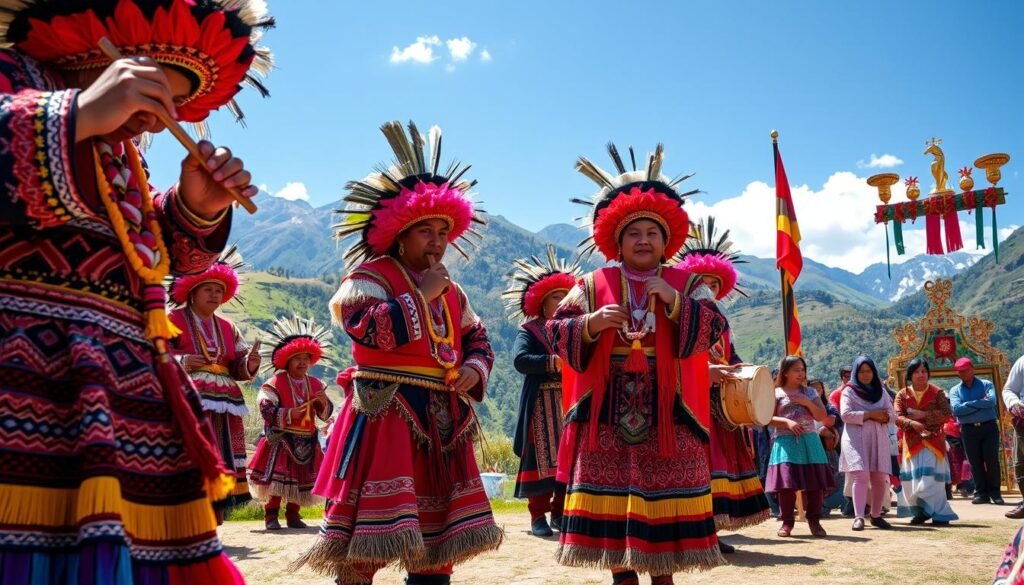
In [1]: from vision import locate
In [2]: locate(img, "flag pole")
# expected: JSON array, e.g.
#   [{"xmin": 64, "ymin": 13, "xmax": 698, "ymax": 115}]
[{"xmin": 773, "ymin": 130, "xmax": 788, "ymax": 356}]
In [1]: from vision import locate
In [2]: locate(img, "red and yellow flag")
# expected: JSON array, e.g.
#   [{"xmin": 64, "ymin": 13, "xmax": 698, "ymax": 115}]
[{"xmin": 774, "ymin": 135, "xmax": 802, "ymax": 356}]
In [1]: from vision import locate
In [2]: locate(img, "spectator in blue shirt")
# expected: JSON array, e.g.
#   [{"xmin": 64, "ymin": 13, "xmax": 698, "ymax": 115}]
[{"xmin": 950, "ymin": 357, "xmax": 1004, "ymax": 505}]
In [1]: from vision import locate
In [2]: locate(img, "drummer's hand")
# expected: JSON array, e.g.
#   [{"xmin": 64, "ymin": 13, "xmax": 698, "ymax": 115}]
[
  {"xmin": 708, "ymin": 364, "xmax": 736, "ymax": 385},
  {"xmin": 179, "ymin": 141, "xmax": 258, "ymax": 220},
  {"xmin": 587, "ymin": 305, "xmax": 628, "ymax": 336},
  {"xmin": 785, "ymin": 419, "xmax": 805, "ymax": 436},
  {"xmin": 645, "ymin": 277, "xmax": 677, "ymax": 306},
  {"xmin": 452, "ymin": 366, "xmax": 480, "ymax": 395}
]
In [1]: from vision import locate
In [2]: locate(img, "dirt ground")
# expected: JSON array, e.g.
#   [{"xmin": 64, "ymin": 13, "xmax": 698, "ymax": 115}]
[{"xmin": 222, "ymin": 494, "xmax": 1020, "ymax": 584}]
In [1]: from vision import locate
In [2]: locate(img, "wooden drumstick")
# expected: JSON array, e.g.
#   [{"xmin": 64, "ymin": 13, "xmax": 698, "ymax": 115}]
[{"xmin": 97, "ymin": 37, "xmax": 258, "ymax": 215}]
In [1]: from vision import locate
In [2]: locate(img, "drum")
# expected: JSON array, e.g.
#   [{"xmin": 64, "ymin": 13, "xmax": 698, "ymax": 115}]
[{"xmin": 718, "ymin": 365, "xmax": 775, "ymax": 427}]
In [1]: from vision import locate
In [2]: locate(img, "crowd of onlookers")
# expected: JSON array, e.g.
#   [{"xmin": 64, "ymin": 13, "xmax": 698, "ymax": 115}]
[{"xmin": 754, "ymin": 352, "xmax": 1024, "ymax": 542}]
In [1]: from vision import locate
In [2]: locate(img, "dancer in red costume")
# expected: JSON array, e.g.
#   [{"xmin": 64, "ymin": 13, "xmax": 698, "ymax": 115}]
[
  {"xmin": 502, "ymin": 245, "xmax": 583, "ymax": 537},
  {"xmin": 0, "ymin": 1, "xmax": 272, "ymax": 582},
  {"xmin": 549, "ymin": 143, "xmax": 728, "ymax": 585},
  {"xmin": 294, "ymin": 122, "xmax": 501, "ymax": 585},
  {"xmin": 674, "ymin": 217, "xmax": 771, "ymax": 553},
  {"xmin": 168, "ymin": 245, "xmax": 260, "ymax": 519},
  {"xmin": 248, "ymin": 316, "xmax": 335, "ymax": 530}
]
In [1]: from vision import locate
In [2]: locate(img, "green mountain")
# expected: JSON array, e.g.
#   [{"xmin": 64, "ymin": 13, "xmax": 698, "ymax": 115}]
[
  {"xmin": 892, "ymin": 225, "xmax": 1024, "ymax": 362},
  {"xmin": 221, "ymin": 199, "xmax": 1018, "ymax": 437}
]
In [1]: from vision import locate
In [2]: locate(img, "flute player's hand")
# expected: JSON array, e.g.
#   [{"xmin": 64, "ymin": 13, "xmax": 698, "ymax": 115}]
[
  {"xmin": 178, "ymin": 140, "xmax": 258, "ymax": 220},
  {"xmin": 75, "ymin": 55, "xmax": 178, "ymax": 143}
]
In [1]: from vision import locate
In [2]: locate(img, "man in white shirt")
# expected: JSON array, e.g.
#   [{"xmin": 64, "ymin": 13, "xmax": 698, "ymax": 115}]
[{"xmin": 1002, "ymin": 354, "xmax": 1024, "ymax": 519}]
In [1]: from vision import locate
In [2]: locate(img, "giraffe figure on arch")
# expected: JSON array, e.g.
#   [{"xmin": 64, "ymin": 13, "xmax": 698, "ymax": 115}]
[{"xmin": 924, "ymin": 137, "xmax": 950, "ymax": 193}]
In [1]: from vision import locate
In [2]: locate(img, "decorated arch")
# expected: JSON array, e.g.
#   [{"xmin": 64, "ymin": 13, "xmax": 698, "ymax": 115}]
[{"xmin": 887, "ymin": 279, "xmax": 1013, "ymax": 488}]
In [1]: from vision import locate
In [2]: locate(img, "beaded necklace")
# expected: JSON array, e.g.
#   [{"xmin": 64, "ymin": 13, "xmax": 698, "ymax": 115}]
[
  {"xmin": 187, "ymin": 308, "xmax": 224, "ymax": 362},
  {"xmin": 394, "ymin": 258, "xmax": 460, "ymax": 383}
]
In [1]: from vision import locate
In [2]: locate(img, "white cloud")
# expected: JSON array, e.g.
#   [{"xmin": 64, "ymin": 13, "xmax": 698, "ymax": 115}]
[
  {"xmin": 687, "ymin": 171, "xmax": 1016, "ymax": 274},
  {"xmin": 857, "ymin": 153, "xmax": 904, "ymax": 169},
  {"xmin": 258, "ymin": 183, "xmax": 269, "ymax": 193},
  {"xmin": 444, "ymin": 64, "xmax": 456, "ymax": 73},
  {"xmin": 480, "ymin": 49, "xmax": 492, "ymax": 62},
  {"xmin": 390, "ymin": 35, "xmax": 441, "ymax": 64},
  {"xmin": 446, "ymin": 37, "xmax": 477, "ymax": 62},
  {"xmin": 273, "ymin": 182, "xmax": 310, "ymax": 201}
]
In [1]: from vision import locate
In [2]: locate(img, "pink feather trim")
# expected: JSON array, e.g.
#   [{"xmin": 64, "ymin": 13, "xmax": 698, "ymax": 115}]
[
  {"xmin": 170, "ymin": 263, "xmax": 240, "ymax": 305},
  {"xmin": 366, "ymin": 181, "xmax": 474, "ymax": 255},
  {"xmin": 523, "ymin": 273, "xmax": 577, "ymax": 318},
  {"xmin": 272, "ymin": 337, "xmax": 324, "ymax": 371},
  {"xmin": 676, "ymin": 252, "xmax": 738, "ymax": 300}
]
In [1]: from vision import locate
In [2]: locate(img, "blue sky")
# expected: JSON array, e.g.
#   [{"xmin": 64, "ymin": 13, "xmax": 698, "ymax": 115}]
[{"xmin": 145, "ymin": 0, "xmax": 1024, "ymax": 272}]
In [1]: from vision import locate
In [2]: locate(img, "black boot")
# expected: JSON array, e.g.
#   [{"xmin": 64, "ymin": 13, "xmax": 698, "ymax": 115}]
[
  {"xmin": 718, "ymin": 539, "xmax": 736, "ymax": 554},
  {"xmin": 550, "ymin": 514, "xmax": 563, "ymax": 531},
  {"xmin": 531, "ymin": 515, "xmax": 553, "ymax": 537},
  {"xmin": 611, "ymin": 570, "xmax": 639, "ymax": 585}
]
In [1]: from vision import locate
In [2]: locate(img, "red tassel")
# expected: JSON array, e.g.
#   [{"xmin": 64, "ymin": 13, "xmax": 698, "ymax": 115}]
[
  {"xmin": 623, "ymin": 339, "xmax": 648, "ymax": 373},
  {"xmin": 943, "ymin": 208, "xmax": 963, "ymax": 252},
  {"xmin": 153, "ymin": 340, "xmax": 231, "ymax": 496},
  {"xmin": 925, "ymin": 214, "xmax": 944, "ymax": 255}
]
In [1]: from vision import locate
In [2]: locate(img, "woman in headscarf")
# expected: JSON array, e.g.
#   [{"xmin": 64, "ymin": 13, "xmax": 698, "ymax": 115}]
[
  {"xmin": 894, "ymin": 358, "xmax": 957, "ymax": 524},
  {"xmin": 839, "ymin": 356, "xmax": 896, "ymax": 531}
]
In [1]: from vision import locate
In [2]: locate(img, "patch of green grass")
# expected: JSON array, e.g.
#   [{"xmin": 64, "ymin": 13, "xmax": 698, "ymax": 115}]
[
  {"xmin": 488, "ymin": 498, "xmax": 529, "ymax": 514},
  {"xmin": 225, "ymin": 502, "xmax": 325, "ymax": 521}
]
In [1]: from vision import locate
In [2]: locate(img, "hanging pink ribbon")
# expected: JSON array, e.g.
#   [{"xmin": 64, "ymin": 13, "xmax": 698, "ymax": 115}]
[{"xmin": 942, "ymin": 193, "xmax": 963, "ymax": 253}]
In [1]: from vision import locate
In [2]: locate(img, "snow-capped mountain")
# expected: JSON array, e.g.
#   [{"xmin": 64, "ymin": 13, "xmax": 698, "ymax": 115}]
[{"xmin": 860, "ymin": 252, "xmax": 982, "ymax": 302}]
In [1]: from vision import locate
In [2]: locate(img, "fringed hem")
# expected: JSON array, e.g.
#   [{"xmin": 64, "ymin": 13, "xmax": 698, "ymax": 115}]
[
  {"xmin": 555, "ymin": 543, "xmax": 725, "ymax": 575},
  {"xmin": 290, "ymin": 528, "xmax": 423, "ymax": 580},
  {"xmin": 199, "ymin": 398, "xmax": 249, "ymax": 417},
  {"xmin": 413, "ymin": 523, "xmax": 504, "ymax": 570},
  {"xmin": 714, "ymin": 508, "xmax": 771, "ymax": 532},
  {"xmin": 290, "ymin": 524, "xmax": 504, "ymax": 578},
  {"xmin": 248, "ymin": 481, "xmax": 322, "ymax": 507}
]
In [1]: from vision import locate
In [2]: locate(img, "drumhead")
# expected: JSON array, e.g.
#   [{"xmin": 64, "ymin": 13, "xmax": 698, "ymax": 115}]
[{"xmin": 735, "ymin": 365, "xmax": 775, "ymax": 426}]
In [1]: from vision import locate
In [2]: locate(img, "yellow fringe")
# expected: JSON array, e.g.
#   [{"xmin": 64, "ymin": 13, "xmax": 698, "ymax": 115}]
[
  {"xmin": 145, "ymin": 306, "xmax": 182, "ymax": 341},
  {"xmin": 0, "ymin": 477, "xmax": 218, "ymax": 541},
  {"xmin": 205, "ymin": 473, "xmax": 236, "ymax": 503},
  {"xmin": 231, "ymin": 480, "xmax": 251, "ymax": 498},
  {"xmin": 564, "ymin": 490, "xmax": 713, "ymax": 519}
]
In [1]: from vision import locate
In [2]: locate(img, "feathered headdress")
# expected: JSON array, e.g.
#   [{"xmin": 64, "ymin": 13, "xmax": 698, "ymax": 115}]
[
  {"xmin": 502, "ymin": 244, "xmax": 582, "ymax": 322},
  {"xmin": 673, "ymin": 216, "xmax": 746, "ymax": 300},
  {"xmin": 333, "ymin": 120, "xmax": 486, "ymax": 268},
  {"xmin": 571, "ymin": 142, "xmax": 697, "ymax": 262},
  {"xmin": 167, "ymin": 243, "xmax": 246, "ymax": 307},
  {"xmin": 259, "ymin": 315, "xmax": 334, "ymax": 373},
  {"xmin": 0, "ymin": 0, "xmax": 274, "ymax": 130}
]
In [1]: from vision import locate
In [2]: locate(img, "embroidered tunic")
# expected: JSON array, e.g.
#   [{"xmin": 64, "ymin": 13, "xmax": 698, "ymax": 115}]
[
  {"xmin": 546, "ymin": 266, "xmax": 728, "ymax": 575},
  {"xmin": 0, "ymin": 50, "xmax": 242, "ymax": 583},
  {"xmin": 169, "ymin": 308, "xmax": 253, "ymax": 504},
  {"xmin": 295, "ymin": 257, "xmax": 501, "ymax": 582},
  {"xmin": 248, "ymin": 372, "xmax": 333, "ymax": 506},
  {"xmin": 512, "ymin": 320, "xmax": 564, "ymax": 499}
]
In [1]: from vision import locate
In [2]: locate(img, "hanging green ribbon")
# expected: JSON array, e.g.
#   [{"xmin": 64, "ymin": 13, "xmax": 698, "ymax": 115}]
[
  {"xmin": 976, "ymin": 195, "xmax": 985, "ymax": 249},
  {"xmin": 893, "ymin": 220, "xmax": 905, "ymax": 255},
  {"xmin": 993, "ymin": 205, "xmax": 999, "ymax": 263}
]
